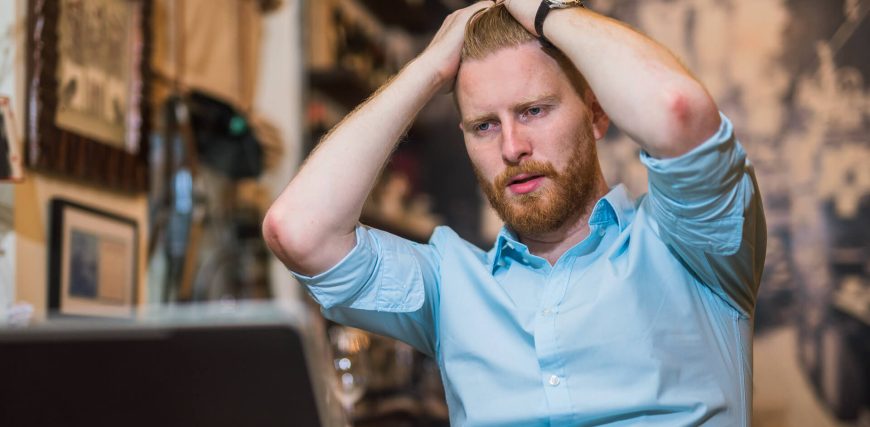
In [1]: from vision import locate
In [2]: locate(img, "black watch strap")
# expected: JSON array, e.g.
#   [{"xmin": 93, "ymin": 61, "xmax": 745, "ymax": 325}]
[
  {"xmin": 534, "ymin": 1, "xmax": 553, "ymax": 47},
  {"xmin": 534, "ymin": 1, "xmax": 585, "ymax": 49}
]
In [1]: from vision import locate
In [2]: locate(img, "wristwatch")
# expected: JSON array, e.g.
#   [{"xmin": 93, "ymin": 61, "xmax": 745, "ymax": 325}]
[{"xmin": 535, "ymin": 0, "xmax": 586, "ymax": 48}]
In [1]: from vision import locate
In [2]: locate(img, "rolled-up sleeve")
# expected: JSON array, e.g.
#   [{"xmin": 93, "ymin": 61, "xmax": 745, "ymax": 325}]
[
  {"xmin": 290, "ymin": 225, "xmax": 441, "ymax": 355},
  {"xmin": 640, "ymin": 113, "xmax": 767, "ymax": 314}
]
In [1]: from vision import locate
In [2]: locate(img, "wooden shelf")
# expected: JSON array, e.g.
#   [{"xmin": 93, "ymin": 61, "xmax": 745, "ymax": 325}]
[
  {"xmin": 307, "ymin": 68, "xmax": 432, "ymax": 143},
  {"xmin": 308, "ymin": 68, "xmax": 376, "ymax": 110},
  {"xmin": 356, "ymin": 0, "xmax": 461, "ymax": 35}
]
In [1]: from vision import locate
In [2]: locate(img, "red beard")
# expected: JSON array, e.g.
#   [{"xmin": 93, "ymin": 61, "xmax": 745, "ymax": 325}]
[{"xmin": 475, "ymin": 125, "xmax": 600, "ymax": 237}]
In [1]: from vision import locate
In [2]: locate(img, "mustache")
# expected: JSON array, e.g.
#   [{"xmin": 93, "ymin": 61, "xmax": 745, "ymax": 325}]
[{"xmin": 494, "ymin": 160, "xmax": 558, "ymax": 189}]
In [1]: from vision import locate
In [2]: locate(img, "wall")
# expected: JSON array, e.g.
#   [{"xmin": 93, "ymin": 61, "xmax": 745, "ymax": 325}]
[{"xmin": 2, "ymin": 0, "xmax": 148, "ymax": 321}]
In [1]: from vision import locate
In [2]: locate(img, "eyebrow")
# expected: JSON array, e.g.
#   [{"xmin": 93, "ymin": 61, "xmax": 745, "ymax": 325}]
[
  {"xmin": 461, "ymin": 94, "xmax": 560, "ymax": 131},
  {"xmin": 461, "ymin": 113, "xmax": 498, "ymax": 131}
]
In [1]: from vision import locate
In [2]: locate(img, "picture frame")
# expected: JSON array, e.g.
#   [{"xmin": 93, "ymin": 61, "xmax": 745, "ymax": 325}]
[
  {"xmin": 26, "ymin": 0, "xmax": 151, "ymax": 192},
  {"xmin": 48, "ymin": 199, "xmax": 139, "ymax": 318},
  {"xmin": 0, "ymin": 95, "xmax": 24, "ymax": 182}
]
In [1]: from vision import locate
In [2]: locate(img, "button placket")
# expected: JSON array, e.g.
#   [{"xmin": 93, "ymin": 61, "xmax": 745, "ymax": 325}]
[{"xmin": 534, "ymin": 259, "xmax": 573, "ymax": 418}]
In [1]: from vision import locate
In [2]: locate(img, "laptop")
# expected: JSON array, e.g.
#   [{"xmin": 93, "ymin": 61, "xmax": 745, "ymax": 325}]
[{"xmin": 0, "ymin": 301, "xmax": 345, "ymax": 427}]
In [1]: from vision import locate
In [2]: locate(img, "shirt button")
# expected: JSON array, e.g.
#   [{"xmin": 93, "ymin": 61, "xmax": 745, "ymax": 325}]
[
  {"xmin": 548, "ymin": 375, "xmax": 561, "ymax": 386},
  {"xmin": 541, "ymin": 308, "xmax": 552, "ymax": 316},
  {"xmin": 598, "ymin": 229, "xmax": 606, "ymax": 237}
]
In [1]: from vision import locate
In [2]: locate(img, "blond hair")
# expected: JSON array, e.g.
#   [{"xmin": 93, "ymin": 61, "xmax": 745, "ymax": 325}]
[
  {"xmin": 461, "ymin": 5, "xmax": 535, "ymax": 61},
  {"xmin": 460, "ymin": 5, "xmax": 588, "ymax": 94}
]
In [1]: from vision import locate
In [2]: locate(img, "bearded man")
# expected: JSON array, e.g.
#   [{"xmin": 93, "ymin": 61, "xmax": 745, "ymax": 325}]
[{"xmin": 264, "ymin": 1, "xmax": 766, "ymax": 425}]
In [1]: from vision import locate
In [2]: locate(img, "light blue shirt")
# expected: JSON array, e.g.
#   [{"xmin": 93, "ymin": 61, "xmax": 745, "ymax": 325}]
[{"xmin": 293, "ymin": 113, "xmax": 766, "ymax": 426}]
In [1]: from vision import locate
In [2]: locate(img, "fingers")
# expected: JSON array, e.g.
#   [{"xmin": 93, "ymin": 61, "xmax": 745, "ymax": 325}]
[
  {"xmin": 471, "ymin": 0, "xmax": 495, "ymax": 12},
  {"xmin": 422, "ymin": 0, "xmax": 497, "ymax": 91},
  {"xmin": 462, "ymin": 1, "xmax": 495, "ymax": 28},
  {"xmin": 462, "ymin": 1, "xmax": 494, "ymax": 17},
  {"xmin": 436, "ymin": 1, "xmax": 491, "ymax": 40}
]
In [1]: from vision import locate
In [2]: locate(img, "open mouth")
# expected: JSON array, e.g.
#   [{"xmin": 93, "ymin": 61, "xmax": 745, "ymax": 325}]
[
  {"xmin": 509, "ymin": 174, "xmax": 543, "ymax": 185},
  {"xmin": 507, "ymin": 174, "xmax": 545, "ymax": 194}
]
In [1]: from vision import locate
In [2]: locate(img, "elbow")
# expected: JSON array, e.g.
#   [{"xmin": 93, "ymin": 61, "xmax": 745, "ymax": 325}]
[
  {"xmin": 263, "ymin": 202, "xmax": 358, "ymax": 276},
  {"xmin": 655, "ymin": 84, "xmax": 721, "ymax": 158},
  {"xmin": 262, "ymin": 207, "xmax": 315, "ymax": 269},
  {"xmin": 262, "ymin": 207, "xmax": 291, "ymax": 266}
]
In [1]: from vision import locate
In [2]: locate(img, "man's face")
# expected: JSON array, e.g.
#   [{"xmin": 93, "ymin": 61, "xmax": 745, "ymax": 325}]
[{"xmin": 456, "ymin": 42, "xmax": 608, "ymax": 236}]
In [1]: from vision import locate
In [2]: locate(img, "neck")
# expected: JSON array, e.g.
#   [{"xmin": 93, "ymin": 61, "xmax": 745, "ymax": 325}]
[{"xmin": 518, "ymin": 176, "xmax": 610, "ymax": 265}]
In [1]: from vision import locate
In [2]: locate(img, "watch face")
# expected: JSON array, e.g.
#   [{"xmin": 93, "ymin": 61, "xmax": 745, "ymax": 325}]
[{"xmin": 548, "ymin": 0, "xmax": 584, "ymax": 8}]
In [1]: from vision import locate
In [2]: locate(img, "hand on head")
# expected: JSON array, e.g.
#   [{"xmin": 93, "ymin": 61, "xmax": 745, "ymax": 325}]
[{"xmin": 420, "ymin": 1, "xmax": 494, "ymax": 93}]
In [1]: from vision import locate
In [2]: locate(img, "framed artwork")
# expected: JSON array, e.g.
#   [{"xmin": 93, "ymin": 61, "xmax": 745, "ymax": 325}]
[
  {"xmin": 26, "ymin": 0, "xmax": 150, "ymax": 192},
  {"xmin": 0, "ymin": 96, "xmax": 24, "ymax": 182},
  {"xmin": 48, "ymin": 199, "xmax": 138, "ymax": 318}
]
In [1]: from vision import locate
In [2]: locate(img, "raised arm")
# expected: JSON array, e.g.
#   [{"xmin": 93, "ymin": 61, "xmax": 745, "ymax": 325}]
[
  {"xmin": 503, "ymin": 0, "xmax": 721, "ymax": 158},
  {"xmin": 263, "ymin": 2, "xmax": 492, "ymax": 276}
]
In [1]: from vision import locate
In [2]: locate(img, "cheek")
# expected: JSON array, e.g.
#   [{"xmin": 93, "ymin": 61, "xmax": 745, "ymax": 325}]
[
  {"xmin": 547, "ymin": 125, "xmax": 591, "ymax": 168},
  {"xmin": 561, "ymin": 121, "xmax": 592, "ymax": 146},
  {"xmin": 466, "ymin": 145, "xmax": 496, "ymax": 175}
]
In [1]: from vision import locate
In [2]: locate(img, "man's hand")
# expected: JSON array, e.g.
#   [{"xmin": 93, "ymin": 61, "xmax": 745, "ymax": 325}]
[
  {"xmin": 419, "ymin": 1, "xmax": 493, "ymax": 91},
  {"xmin": 501, "ymin": 0, "xmax": 721, "ymax": 158},
  {"xmin": 500, "ymin": 0, "xmax": 538, "ymax": 34}
]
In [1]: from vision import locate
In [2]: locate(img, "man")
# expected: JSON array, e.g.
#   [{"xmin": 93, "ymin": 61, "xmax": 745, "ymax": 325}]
[{"xmin": 264, "ymin": 1, "xmax": 766, "ymax": 425}]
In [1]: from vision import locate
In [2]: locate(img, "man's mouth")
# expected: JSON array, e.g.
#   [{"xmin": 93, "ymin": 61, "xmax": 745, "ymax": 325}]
[{"xmin": 507, "ymin": 174, "xmax": 545, "ymax": 194}]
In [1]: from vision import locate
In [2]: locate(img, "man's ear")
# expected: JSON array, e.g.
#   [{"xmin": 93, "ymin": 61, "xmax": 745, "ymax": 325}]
[{"xmin": 585, "ymin": 90, "xmax": 610, "ymax": 140}]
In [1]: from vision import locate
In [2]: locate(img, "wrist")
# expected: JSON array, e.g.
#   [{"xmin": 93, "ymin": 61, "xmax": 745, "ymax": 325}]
[
  {"xmin": 502, "ymin": 0, "xmax": 539, "ymax": 33},
  {"xmin": 535, "ymin": 0, "xmax": 586, "ymax": 46},
  {"xmin": 411, "ymin": 50, "xmax": 458, "ymax": 92}
]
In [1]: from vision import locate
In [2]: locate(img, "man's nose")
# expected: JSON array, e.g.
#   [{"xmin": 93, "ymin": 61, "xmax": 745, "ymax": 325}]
[{"xmin": 501, "ymin": 121, "xmax": 532, "ymax": 164}]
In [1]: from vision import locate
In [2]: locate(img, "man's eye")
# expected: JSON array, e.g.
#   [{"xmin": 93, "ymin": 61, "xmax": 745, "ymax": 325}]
[
  {"xmin": 528, "ymin": 106, "xmax": 543, "ymax": 116},
  {"xmin": 476, "ymin": 122, "xmax": 491, "ymax": 132}
]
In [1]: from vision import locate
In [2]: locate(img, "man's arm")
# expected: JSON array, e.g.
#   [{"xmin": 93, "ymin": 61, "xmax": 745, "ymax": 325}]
[
  {"xmin": 503, "ymin": 0, "xmax": 720, "ymax": 158},
  {"xmin": 263, "ymin": 2, "xmax": 492, "ymax": 276},
  {"xmin": 503, "ymin": 1, "xmax": 765, "ymax": 311}
]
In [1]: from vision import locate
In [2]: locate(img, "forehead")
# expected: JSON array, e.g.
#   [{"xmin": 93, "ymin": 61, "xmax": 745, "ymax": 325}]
[{"xmin": 456, "ymin": 42, "xmax": 578, "ymax": 117}]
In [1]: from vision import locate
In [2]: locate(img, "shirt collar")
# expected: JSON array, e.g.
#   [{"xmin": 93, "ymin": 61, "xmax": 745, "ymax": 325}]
[
  {"xmin": 595, "ymin": 184, "xmax": 633, "ymax": 232},
  {"xmin": 489, "ymin": 227, "xmax": 527, "ymax": 273},
  {"xmin": 487, "ymin": 184, "xmax": 635, "ymax": 274}
]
